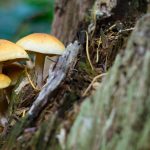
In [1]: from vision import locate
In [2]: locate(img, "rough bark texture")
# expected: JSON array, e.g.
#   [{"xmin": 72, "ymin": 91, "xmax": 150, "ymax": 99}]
[
  {"xmin": 51, "ymin": 0, "xmax": 95, "ymax": 45},
  {"xmin": 67, "ymin": 14, "xmax": 150, "ymax": 150},
  {"xmin": 52, "ymin": 0, "xmax": 148, "ymax": 45}
]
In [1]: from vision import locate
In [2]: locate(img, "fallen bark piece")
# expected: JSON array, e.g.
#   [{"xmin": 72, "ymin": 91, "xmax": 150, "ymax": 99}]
[{"xmin": 28, "ymin": 41, "xmax": 80, "ymax": 119}]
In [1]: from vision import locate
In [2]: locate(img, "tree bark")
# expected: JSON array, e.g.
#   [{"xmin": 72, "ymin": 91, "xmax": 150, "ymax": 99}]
[
  {"xmin": 51, "ymin": 0, "xmax": 95, "ymax": 45},
  {"xmin": 67, "ymin": 14, "xmax": 150, "ymax": 150}
]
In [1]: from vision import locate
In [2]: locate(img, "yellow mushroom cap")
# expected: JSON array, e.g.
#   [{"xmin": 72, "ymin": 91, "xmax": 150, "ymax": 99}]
[
  {"xmin": 0, "ymin": 74, "xmax": 11, "ymax": 89},
  {"xmin": 16, "ymin": 33, "xmax": 65, "ymax": 55},
  {"xmin": 0, "ymin": 39, "xmax": 29, "ymax": 62}
]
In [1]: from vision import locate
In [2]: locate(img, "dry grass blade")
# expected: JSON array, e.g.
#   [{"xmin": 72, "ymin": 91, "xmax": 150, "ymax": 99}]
[
  {"xmin": 82, "ymin": 73, "xmax": 107, "ymax": 97},
  {"xmin": 25, "ymin": 67, "xmax": 40, "ymax": 91},
  {"xmin": 83, "ymin": 31, "xmax": 94, "ymax": 70}
]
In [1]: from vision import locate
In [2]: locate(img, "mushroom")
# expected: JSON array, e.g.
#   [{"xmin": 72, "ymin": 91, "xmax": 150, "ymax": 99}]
[
  {"xmin": 0, "ymin": 74, "xmax": 11, "ymax": 127},
  {"xmin": 0, "ymin": 39, "xmax": 29, "ymax": 73},
  {"xmin": 16, "ymin": 33, "xmax": 65, "ymax": 88},
  {"xmin": 0, "ymin": 74, "xmax": 11, "ymax": 89},
  {"xmin": 3, "ymin": 63, "xmax": 24, "ymax": 86}
]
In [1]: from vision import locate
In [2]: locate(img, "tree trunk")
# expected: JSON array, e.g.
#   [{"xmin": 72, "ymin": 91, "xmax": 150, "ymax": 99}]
[
  {"xmin": 51, "ymin": 0, "xmax": 95, "ymax": 45},
  {"xmin": 67, "ymin": 13, "xmax": 150, "ymax": 150}
]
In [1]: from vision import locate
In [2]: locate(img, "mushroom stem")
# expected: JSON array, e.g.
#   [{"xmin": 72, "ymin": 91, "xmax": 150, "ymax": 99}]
[
  {"xmin": 43, "ymin": 56, "xmax": 58, "ymax": 81},
  {"xmin": 0, "ymin": 90, "xmax": 8, "ymax": 117},
  {"xmin": 0, "ymin": 89, "xmax": 8, "ymax": 133},
  {"xmin": 0, "ymin": 63, "xmax": 3, "ymax": 73},
  {"xmin": 26, "ymin": 59, "xmax": 34, "ymax": 69},
  {"xmin": 35, "ymin": 53, "xmax": 45, "ymax": 88}
]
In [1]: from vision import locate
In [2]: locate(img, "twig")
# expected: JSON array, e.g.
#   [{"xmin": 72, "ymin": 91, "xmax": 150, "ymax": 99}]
[
  {"xmin": 28, "ymin": 41, "xmax": 80, "ymax": 119},
  {"xmin": 119, "ymin": 27, "xmax": 134, "ymax": 33}
]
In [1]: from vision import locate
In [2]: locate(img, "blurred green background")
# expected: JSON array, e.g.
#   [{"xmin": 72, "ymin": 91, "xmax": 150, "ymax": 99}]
[{"xmin": 0, "ymin": 0, "xmax": 54, "ymax": 42}]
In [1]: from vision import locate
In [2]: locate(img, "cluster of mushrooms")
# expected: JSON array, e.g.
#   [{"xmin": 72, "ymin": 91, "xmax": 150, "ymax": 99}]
[{"xmin": 0, "ymin": 33, "xmax": 65, "ymax": 126}]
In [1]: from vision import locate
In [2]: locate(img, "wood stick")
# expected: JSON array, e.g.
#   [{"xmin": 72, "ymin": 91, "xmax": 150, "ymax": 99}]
[{"xmin": 28, "ymin": 41, "xmax": 80, "ymax": 120}]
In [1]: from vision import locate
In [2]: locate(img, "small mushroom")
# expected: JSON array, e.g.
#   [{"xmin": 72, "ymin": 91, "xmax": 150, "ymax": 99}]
[
  {"xmin": 0, "ymin": 74, "xmax": 11, "ymax": 89},
  {"xmin": 0, "ymin": 74, "xmax": 11, "ymax": 128},
  {"xmin": 16, "ymin": 33, "xmax": 65, "ymax": 88},
  {"xmin": 3, "ymin": 63, "xmax": 24, "ymax": 86},
  {"xmin": 0, "ymin": 39, "xmax": 29, "ymax": 73}
]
